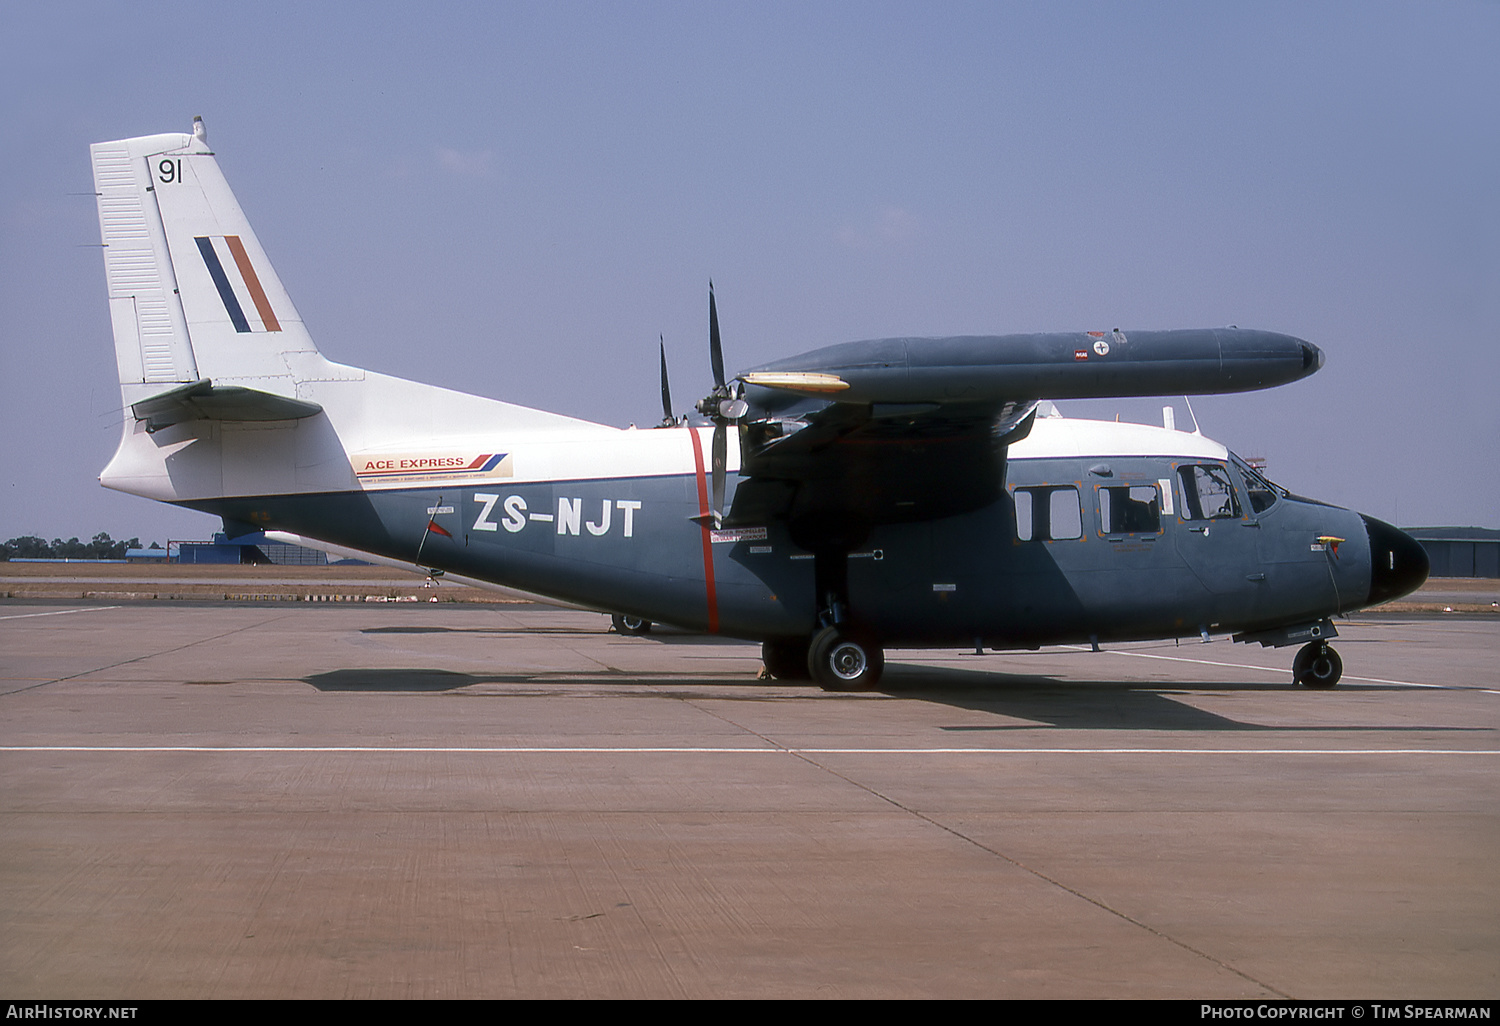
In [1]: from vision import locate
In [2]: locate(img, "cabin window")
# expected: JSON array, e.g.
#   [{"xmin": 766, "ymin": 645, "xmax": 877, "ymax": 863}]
[
  {"xmin": 1014, "ymin": 486, "xmax": 1082, "ymax": 541},
  {"xmin": 1098, "ymin": 484, "xmax": 1161, "ymax": 534},
  {"xmin": 1177, "ymin": 464, "xmax": 1241, "ymax": 520}
]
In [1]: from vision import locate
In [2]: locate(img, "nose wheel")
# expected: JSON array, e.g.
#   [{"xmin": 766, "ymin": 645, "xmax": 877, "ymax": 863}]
[
  {"xmin": 610, "ymin": 613, "xmax": 653, "ymax": 636},
  {"xmin": 1293, "ymin": 641, "xmax": 1342, "ymax": 688}
]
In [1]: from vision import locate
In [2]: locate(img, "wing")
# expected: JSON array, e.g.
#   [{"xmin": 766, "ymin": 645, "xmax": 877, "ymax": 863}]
[
  {"xmin": 720, "ymin": 329, "xmax": 1320, "ymax": 547},
  {"xmin": 728, "ymin": 393, "xmax": 1037, "ymax": 540}
]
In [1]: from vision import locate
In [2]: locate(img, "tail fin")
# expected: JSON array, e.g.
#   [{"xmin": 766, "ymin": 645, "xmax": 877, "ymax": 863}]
[
  {"xmin": 93, "ymin": 119, "xmax": 609, "ymax": 506},
  {"xmin": 91, "ymin": 117, "xmax": 316, "ymax": 409}
]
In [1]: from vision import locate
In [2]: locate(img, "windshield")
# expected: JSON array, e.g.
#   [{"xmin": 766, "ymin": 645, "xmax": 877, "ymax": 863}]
[{"xmin": 1230, "ymin": 452, "xmax": 1286, "ymax": 514}]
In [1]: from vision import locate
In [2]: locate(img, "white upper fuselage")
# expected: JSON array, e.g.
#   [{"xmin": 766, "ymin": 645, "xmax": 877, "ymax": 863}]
[{"xmin": 101, "ymin": 368, "xmax": 1227, "ymax": 504}]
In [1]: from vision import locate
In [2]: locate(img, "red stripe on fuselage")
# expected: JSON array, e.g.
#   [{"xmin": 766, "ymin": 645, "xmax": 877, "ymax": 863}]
[{"xmin": 686, "ymin": 428, "xmax": 720, "ymax": 634}]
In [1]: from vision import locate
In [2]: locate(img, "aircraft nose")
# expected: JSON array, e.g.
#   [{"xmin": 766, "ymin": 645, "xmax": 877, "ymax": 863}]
[{"xmin": 1362, "ymin": 515, "xmax": 1429, "ymax": 606}]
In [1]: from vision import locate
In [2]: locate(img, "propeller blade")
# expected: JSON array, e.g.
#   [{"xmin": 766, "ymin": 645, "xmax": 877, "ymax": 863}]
[
  {"xmin": 659, "ymin": 336, "xmax": 673, "ymax": 426},
  {"xmin": 710, "ymin": 421, "xmax": 727, "ymax": 527},
  {"xmin": 708, "ymin": 281, "xmax": 725, "ymax": 390}
]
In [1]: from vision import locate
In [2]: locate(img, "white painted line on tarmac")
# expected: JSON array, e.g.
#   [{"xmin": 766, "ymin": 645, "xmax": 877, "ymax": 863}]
[
  {"xmin": 3, "ymin": 745, "xmax": 1496, "ymax": 756},
  {"xmin": 0, "ymin": 605, "xmax": 122, "ymax": 621}
]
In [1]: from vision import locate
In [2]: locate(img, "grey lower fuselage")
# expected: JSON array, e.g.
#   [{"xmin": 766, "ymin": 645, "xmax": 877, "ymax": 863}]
[{"xmin": 188, "ymin": 445, "xmax": 1385, "ymax": 650}]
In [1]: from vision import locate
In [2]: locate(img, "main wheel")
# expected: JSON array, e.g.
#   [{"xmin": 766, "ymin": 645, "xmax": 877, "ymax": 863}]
[
  {"xmin": 807, "ymin": 627, "xmax": 884, "ymax": 691},
  {"xmin": 761, "ymin": 638, "xmax": 812, "ymax": 680},
  {"xmin": 611, "ymin": 613, "xmax": 653, "ymax": 636},
  {"xmin": 1293, "ymin": 641, "xmax": 1342, "ymax": 688}
]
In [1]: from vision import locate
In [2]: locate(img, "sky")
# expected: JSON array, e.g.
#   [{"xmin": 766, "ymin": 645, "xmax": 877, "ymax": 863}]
[{"xmin": 2, "ymin": 0, "xmax": 1497, "ymax": 545}]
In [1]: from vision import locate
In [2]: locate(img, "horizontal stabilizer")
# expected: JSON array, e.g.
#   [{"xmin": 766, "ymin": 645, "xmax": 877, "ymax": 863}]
[{"xmin": 130, "ymin": 378, "xmax": 323, "ymax": 432}]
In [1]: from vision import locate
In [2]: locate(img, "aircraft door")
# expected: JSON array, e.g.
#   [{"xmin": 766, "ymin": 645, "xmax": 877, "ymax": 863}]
[
  {"xmin": 1080, "ymin": 476, "xmax": 1202, "ymax": 635},
  {"xmin": 1169, "ymin": 462, "xmax": 1262, "ymax": 626}
]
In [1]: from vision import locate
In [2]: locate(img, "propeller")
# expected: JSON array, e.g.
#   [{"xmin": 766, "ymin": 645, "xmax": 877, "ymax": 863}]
[
  {"xmin": 709, "ymin": 281, "xmax": 726, "ymax": 393},
  {"xmin": 694, "ymin": 281, "xmax": 748, "ymax": 528},
  {"xmin": 658, "ymin": 336, "xmax": 675, "ymax": 427}
]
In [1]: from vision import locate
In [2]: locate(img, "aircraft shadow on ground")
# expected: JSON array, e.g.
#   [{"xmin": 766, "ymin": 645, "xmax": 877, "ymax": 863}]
[
  {"xmin": 302, "ymin": 661, "xmax": 1483, "ymax": 734},
  {"xmin": 359, "ymin": 625, "xmax": 745, "ymax": 644},
  {"xmin": 361, "ymin": 625, "xmax": 608, "ymax": 638},
  {"xmin": 307, "ymin": 668, "xmax": 547, "ymax": 692},
  {"xmin": 869, "ymin": 663, "xmax": 1440, "ymax": 732}
]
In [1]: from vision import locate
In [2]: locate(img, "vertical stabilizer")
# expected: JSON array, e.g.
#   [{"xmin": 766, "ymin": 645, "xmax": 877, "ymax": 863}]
[
  {"xmin": 92, "ymin": 120, "xmax": 615, "ymax": 507},
  {"xmin": 91, "ymin": 118, "xmax": 318, "ymax": 411}
]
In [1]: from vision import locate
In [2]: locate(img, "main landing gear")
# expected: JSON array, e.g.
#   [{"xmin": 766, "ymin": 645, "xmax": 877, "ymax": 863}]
[
  {"xmin": 759, "ymin": 535, "xmax": 887, "ymax": 690},
  {"xmin": 1292, "ymin": 640, "xmax": 1342, "ymax": 688},
  {"xmin": 761, "ymin": 638, "xmax": 811, "ymax": 681},
  {"xmin": 807, "ymin": 627, "xmax": 884, "ymax": 691},
  {"xmin": 762, "ymin": 631, "xmax": 885, "ymax": 690}
]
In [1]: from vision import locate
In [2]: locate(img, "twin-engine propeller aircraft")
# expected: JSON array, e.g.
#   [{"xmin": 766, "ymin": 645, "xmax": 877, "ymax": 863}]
[{"xmin": 89, "ymin": 120, "xmax": 1429, "ymax": 690}]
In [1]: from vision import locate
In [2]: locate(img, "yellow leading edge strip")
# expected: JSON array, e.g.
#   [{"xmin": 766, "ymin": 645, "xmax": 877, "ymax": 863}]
[{"xmin": 741, "ymin": 372, "xmax": 850, "ymax": 393}]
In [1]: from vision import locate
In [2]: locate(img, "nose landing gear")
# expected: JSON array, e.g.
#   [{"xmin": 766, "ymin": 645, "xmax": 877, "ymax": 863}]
[
  {"xmin": 1293, "ymin": 640, "xmax": 1342, "ymax": 688},
  {"xmin": 610, "ymin": 613, "xmax": 653, "ymax": 636}
]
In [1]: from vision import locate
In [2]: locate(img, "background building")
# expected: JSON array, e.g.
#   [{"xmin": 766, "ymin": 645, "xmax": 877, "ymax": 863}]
[{"xmin": 1406, "ymin": 528, "xmax": 1500, "ymax": 578}]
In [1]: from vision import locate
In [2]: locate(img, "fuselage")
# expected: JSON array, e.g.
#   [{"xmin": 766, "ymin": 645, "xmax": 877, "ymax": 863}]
[{"xmin": 135, "ymin": 409, "xmax": 1423, "ymax": 648}]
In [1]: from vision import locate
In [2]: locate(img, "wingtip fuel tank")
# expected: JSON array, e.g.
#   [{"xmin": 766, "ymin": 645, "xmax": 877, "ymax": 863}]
[{"xmin": 743, "ymin": 328, "xmax": 1322, "ymax": 407}]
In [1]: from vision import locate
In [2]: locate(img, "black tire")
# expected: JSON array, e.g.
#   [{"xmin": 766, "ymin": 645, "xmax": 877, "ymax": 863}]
[
  {"xmin": 611, "ymin": 613, "xmax": 652, "ymax": 636},
  {"xmin": 1293, "ymin": 642, "xmax": 1342, "ymax": 688},
  {"xmin": 807, "ymin": 627, "xmax": 884, "ymax": 691},
  {"xmin": 761, "ymin": 638, "xmax": 812, "ymax": 680}
]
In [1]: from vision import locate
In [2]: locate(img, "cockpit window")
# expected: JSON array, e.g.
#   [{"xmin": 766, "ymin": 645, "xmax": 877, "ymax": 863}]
[
  {"xmin": 1230, "ymin": 453, "xmax": 1284, "ymax": 514},
  {"xmin": 1177, "ymin": 464, "xmax": 1240, "ymax": 520}
]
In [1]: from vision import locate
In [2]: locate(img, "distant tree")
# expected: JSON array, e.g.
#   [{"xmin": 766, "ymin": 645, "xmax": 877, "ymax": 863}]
[
  {"xmin": 1, "ymin": 533, "xmax": 147, "ymax": 560},
  {"xmin": 2, "ymin": 536, "xmax": 52, "ymax": 560},
  {"xmin": 86, "ymin": 533, "xmax": 138, "ymax": 559}
]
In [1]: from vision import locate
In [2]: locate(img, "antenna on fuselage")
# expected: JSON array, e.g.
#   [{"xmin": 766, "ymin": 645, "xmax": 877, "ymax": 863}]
[
  {"xmin": 415, "ymin": 494, "xmax": 451, "ymax": 577},
  {"xmin": 1183, "ymin": 396, "xmax": 1201, "ymax": 435}
]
